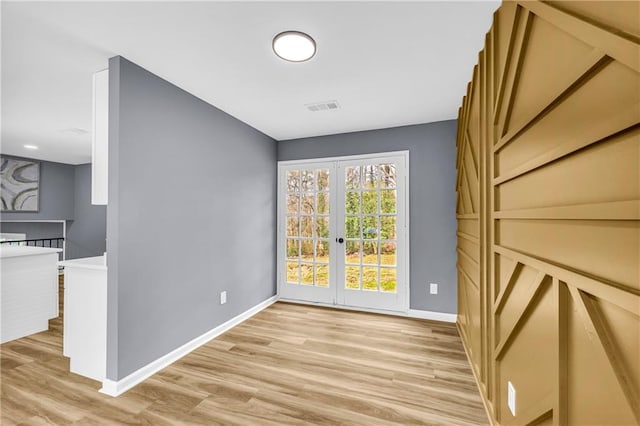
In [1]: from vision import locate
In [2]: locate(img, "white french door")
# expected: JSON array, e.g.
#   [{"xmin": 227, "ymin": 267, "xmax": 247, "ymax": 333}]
[{"xmin": 278, "ymin": 152, "xmax": 408, "ymax": 313}]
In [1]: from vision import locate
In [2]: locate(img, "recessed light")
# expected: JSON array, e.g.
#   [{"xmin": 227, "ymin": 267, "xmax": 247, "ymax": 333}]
[
  {"xmin": 24, "ymin": 145, "xmax": 39, "ymax": 150},
  {"xmin": 273, "ymin": 31, "xmax": 316, "ymax": 62}
]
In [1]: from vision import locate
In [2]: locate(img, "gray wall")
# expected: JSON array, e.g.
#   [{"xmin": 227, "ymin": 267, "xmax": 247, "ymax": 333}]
[
  {"xmin": 66, "ymin": 164, "xmax": 106, "ymax": 259},
  {"xmin": 107, "ymin": 57, "xmax": 277, "ymax": 380},
  {"xmin": 278, "ymin": 121, "xmax": 458, "ymax": 314},
  {"xmin": 1, "ymin": 157, "xmax": 74, "ymax": 220}
]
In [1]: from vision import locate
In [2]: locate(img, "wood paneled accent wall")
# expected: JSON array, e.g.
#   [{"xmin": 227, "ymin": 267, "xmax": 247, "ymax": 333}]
[{"xmin": 456, "ymin": 1, "xmax": 639, "ymax": 424}]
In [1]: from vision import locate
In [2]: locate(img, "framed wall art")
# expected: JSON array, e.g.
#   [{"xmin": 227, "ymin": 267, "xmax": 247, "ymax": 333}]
[{"xmin": 1, "ymin": 156, "xmax": 40, "ymax": 212}]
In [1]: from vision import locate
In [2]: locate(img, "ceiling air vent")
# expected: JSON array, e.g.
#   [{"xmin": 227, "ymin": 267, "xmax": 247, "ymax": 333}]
[{"xmin": 306, "ymin": 100, "xmax": 340, "ymax": 112}]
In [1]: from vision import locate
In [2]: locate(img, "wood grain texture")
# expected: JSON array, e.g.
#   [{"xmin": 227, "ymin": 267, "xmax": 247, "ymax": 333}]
[
  {"xmin": 1, "ymin": 278, "xmax": 489, "ymax": 425},
  {"xmin": 457, "ymin": 1, "xmax": 640, "ymax": 424}
]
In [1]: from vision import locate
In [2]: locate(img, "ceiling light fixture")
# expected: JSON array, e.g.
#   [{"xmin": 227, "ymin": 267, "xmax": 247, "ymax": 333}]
[
  {"xmin": 273, "ymin": 31, "xmax": 316, "ymax": 62},
  {"xmin": 24, "ymin": 145, "xmax": 39, "ymax": 150}
]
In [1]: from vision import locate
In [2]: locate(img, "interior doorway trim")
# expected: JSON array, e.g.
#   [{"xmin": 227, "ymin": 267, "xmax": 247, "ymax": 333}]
[{"xmin": 277, "ymin": 150, "xmax": 410, "ymax": 314}]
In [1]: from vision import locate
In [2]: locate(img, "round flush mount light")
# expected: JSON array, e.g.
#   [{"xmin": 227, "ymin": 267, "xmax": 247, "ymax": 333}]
[{"xmin": 273, "ymin": 31, "xmax": 316, "ymax": 62}]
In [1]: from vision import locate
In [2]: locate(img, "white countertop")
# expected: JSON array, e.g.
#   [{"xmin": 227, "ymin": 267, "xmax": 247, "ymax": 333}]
[
  {"xmin": 60, "ymin": 255, "xmax": 107, "ymax": 271},
  {"xmin": 0, "ymin": 245, "xmax": 62, "ymax": 259}
]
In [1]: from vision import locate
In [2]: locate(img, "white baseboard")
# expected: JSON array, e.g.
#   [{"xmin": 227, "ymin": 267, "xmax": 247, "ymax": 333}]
[
  {"xmin": 408, "ymin": 309, "xmax": 457, "ymax": 323},
  {"xmin": 100, "ymin": 295, "xmax": 278, "ymax": 397},
  {"xmin": 279, "ymin": 298, "xmax": 457, "ymax": 323}
]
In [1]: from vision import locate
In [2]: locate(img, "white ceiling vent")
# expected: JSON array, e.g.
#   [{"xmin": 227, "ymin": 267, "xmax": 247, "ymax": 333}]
[{"xmin": 306, "ymin": 100, "xmax": 340, "ymax": 112}]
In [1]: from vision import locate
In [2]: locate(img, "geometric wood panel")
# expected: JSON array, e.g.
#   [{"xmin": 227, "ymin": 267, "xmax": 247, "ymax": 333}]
[{"xmin": 456, "ymin": 1, "xmax": 640, "ymax": 424}]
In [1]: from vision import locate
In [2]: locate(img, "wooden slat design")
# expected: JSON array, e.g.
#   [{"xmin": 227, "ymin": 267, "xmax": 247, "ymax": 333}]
[
  {"xmin": 458, "ymin": 2, "xmax": 639, "ymax": 423},
  {"xmin": 460, "ymin": 163, "xmax": 474, "ymax": 214},
  {"xmin": 553, "ymin": 279, "xmax": 568, "ymax": 426},
  {"xmin": 495, "ymin": 8, "xmax": 533, "ymax": 136},
  {"xmin": 494, "ymin": 272, "xmax": 548, "ymax": 359},
  {"xmin": 518, "ymin": 0, "xmax": 640, "ymax": 72},
  {"xmin": 457, "ymin": 231, "xmax": 480, "ymax": 244},
  {"xmin": 493, "ymin": 199, "xmax": 640, "ymax": 221},
  {"xmin": 458, "ymin": 261, "xmax": 480, "ymax": 292},
  {"xmin": 494, "ymin": 4, "xmax": 524, "ymax": 125},
  {"xmin": 465, "ymin": 130, "xmax": 479, "ymax": 182},
  {"xmin": 567, "ymin": 286, "xmax": 640, "ymax": 424},
  {"xmin": 457, "ymin": 214, "xmax": 479, "ymax": 220},
  {"xmin": 493, "ymin": 261, "xmax": 523, "ymax": 314},
  {"xmin": 494, "ymin": 116, "xmax": 640, "ymax": 186},
  {"xmin": 494, "ymin": 49, "xmax": 610, "ymax": 153},
  {"xmin": 494, "ymin": 244, "xmax": 640, "ymax": 314},
  {"xmin": 516, "ymin": 393, "xmax": 554, "ymax": 426}
]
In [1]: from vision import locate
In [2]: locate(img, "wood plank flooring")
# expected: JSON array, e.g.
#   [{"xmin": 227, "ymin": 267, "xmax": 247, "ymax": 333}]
[{"xmin": 1, "ymin": 277, "xmax": 488, "ymax": 425}]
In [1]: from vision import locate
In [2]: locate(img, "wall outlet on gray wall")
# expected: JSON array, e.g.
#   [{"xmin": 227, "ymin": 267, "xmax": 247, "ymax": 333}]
[
  {"xmin": 220, "ymin": 291, "xmax": 227, "ymax": 305},
  {"xmin": 429, "ymin": 283, "xmax": 438, "ymax": 295}
]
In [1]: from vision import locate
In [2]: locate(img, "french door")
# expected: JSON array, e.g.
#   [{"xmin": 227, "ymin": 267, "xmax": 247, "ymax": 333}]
[{"xmin": 278, "ymin": 152, "xmax": 408, "ymax": 313}]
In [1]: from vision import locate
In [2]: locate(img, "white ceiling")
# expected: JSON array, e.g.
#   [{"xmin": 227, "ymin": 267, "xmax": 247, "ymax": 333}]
[{"xmin": 1, "ymin": 1, "xmax": 498, "ymax": 165}]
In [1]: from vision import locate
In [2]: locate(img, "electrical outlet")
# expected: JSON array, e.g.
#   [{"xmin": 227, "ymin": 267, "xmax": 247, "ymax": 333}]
[
  {"xmin": 507, "ymin": 381, "xmax": 516, "ymax": 416},
  {"xmin": 429, "ymin": 283, "xmax": 438, "ymax": 295},
  {"xmin": 220, "ymin": 291, "xmax": 227, "ymax": 305}
]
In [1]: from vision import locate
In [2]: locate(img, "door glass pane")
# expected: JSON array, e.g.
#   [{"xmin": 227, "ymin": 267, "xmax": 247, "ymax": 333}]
[
  {"xmin": 345, "ymin": 216, "xmax": 360, "ymax": 239},
  {"xmin": 315, "ymin": 240, "xmax": 329, "ymax": 263},
  {"xmin": 286, "ymin": 239, "xmax": 300, "ymax": 260},
  {"xmin": 300, "ymin": 217, "xmax": 313, "ymax": 238},
  {"xmin": 301, "ymin": 170, "xmax": 315, "ymax": 192},
  {"xmin": 300, "ymin": 263, "xmax": 313, "ymax": 285},
  {"xmin": 315, "ymin": 217, "xmax": 329, "ymax": 238},
  {"xmin": 362, "ymin": 190, "xmax": 378, "ymax": 214},
  {"xmin": 286, "ymin": 262, "xmax": 299, "ymax": 283},
  {"xmin": 315, "ymin": 264, "xmax": 329, "ymax": 287},
  {"xmin": 345, "ymin": 166, "xmax": 361, "ymax": 189},
  {"xmin": 362, "ymin": 267, "xmax": 379, "ymax": 291},
  {"xmin": 345, "ymin": 192, "xmax": 360, "ymax": 214},
  {"xmin": 317, "ymin": 193, "xmax": 330, "ymax": 214},
  {"xmin": 362, "ymin": 216, "xmax": 378, "ymax": 240},
  {"xmin": 286, "ymin": 194, "xmax": 299, "ymax": 214},
  {"xmin": 286, "ymin": 217, "xmax": 299, "ymax": 237},
  {"xmin": 301, "ymin": 195, "xmax": 315, "ymax": 214},
  {"xmin": 287, "ymin": 170, "xmax": 300, "ymax": 192},
  {"xmin": 362, "ymin": 241, "xmax": 378, "ymax": 265},
  {"xmin": 345, "ymin": 241, "xmax": 360, "ymax": 265},
  {"xmin": 380, "ymin": 216, "xmax": 396, "ymax": 240},
  {"xmin": 301, "ymin": 240, "xmax": 313, "ymax": 261},
  {"xmin": 380, "ymin": 242, "xmax": 397, "ymax": 266},
  {"xmin": 379, "ymin": 164, "xmax": 396, "ymax": 189},
  {"xmin": 380, "ymin": 190, "xmax": 396, "ymax": 214},
  {"xmin": 317, "ymin": 169, "xmax": 330, "ymax": 191},
  {"xmin": 362, "ymin": 165, "xmax": 379, "ymax": 189},
  {"xmin": 345, "ymin": 266, "xmax": 360, "ymax": 289},
  {"xmin": 380, "ymin": 268, "xmax": 397, "ymax": 293}
]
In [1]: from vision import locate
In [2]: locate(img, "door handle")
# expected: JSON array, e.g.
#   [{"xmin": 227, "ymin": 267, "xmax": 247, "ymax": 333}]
[{"xmin": 336, "ymin": 237, "xmax": 344, "ymax": 244}]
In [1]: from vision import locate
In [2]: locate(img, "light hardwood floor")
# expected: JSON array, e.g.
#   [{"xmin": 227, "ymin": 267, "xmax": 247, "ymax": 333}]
[{"xmin": 1, "ymin": 277, "xmax": 488, "ymax": 425}]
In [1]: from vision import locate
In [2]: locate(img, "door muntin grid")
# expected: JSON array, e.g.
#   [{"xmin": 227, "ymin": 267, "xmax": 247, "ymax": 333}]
[
  {"xmin": 285, "ymin": 168, "xmax": 331, "ymax": 287},
  {"xmin": 343, "ymin": 163, "xmax": 398, "ymax": 293}
]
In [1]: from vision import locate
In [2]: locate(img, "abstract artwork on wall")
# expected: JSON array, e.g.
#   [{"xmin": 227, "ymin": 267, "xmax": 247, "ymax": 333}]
[{"xmin": 1, "ymin": 156, "xmax": 40, "ymax": 212}]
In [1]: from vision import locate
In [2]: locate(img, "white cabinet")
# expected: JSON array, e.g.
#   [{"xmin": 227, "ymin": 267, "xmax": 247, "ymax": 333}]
[
  {"xmin": 92, "ymin": 69, "xmax": 108, "ymax": 205},
  {"xmin": 61, "ymin": 256, "xmax": 107, "ymax": 381}
]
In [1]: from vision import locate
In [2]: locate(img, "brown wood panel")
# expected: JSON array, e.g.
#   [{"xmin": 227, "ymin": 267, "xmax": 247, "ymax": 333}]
[{"xmin": 456, "ymin": 1, "xmax": 640, "ymax": 424}]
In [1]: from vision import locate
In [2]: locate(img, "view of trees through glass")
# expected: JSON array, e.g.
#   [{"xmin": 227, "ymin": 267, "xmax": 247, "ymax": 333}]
[
  {"xmin": 286, "ymin": 168, "xmax": 330, "ymax": 287},
  {"xmin": 344, "ymin": 164, "xmax": 397, "ymax": 293}
]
